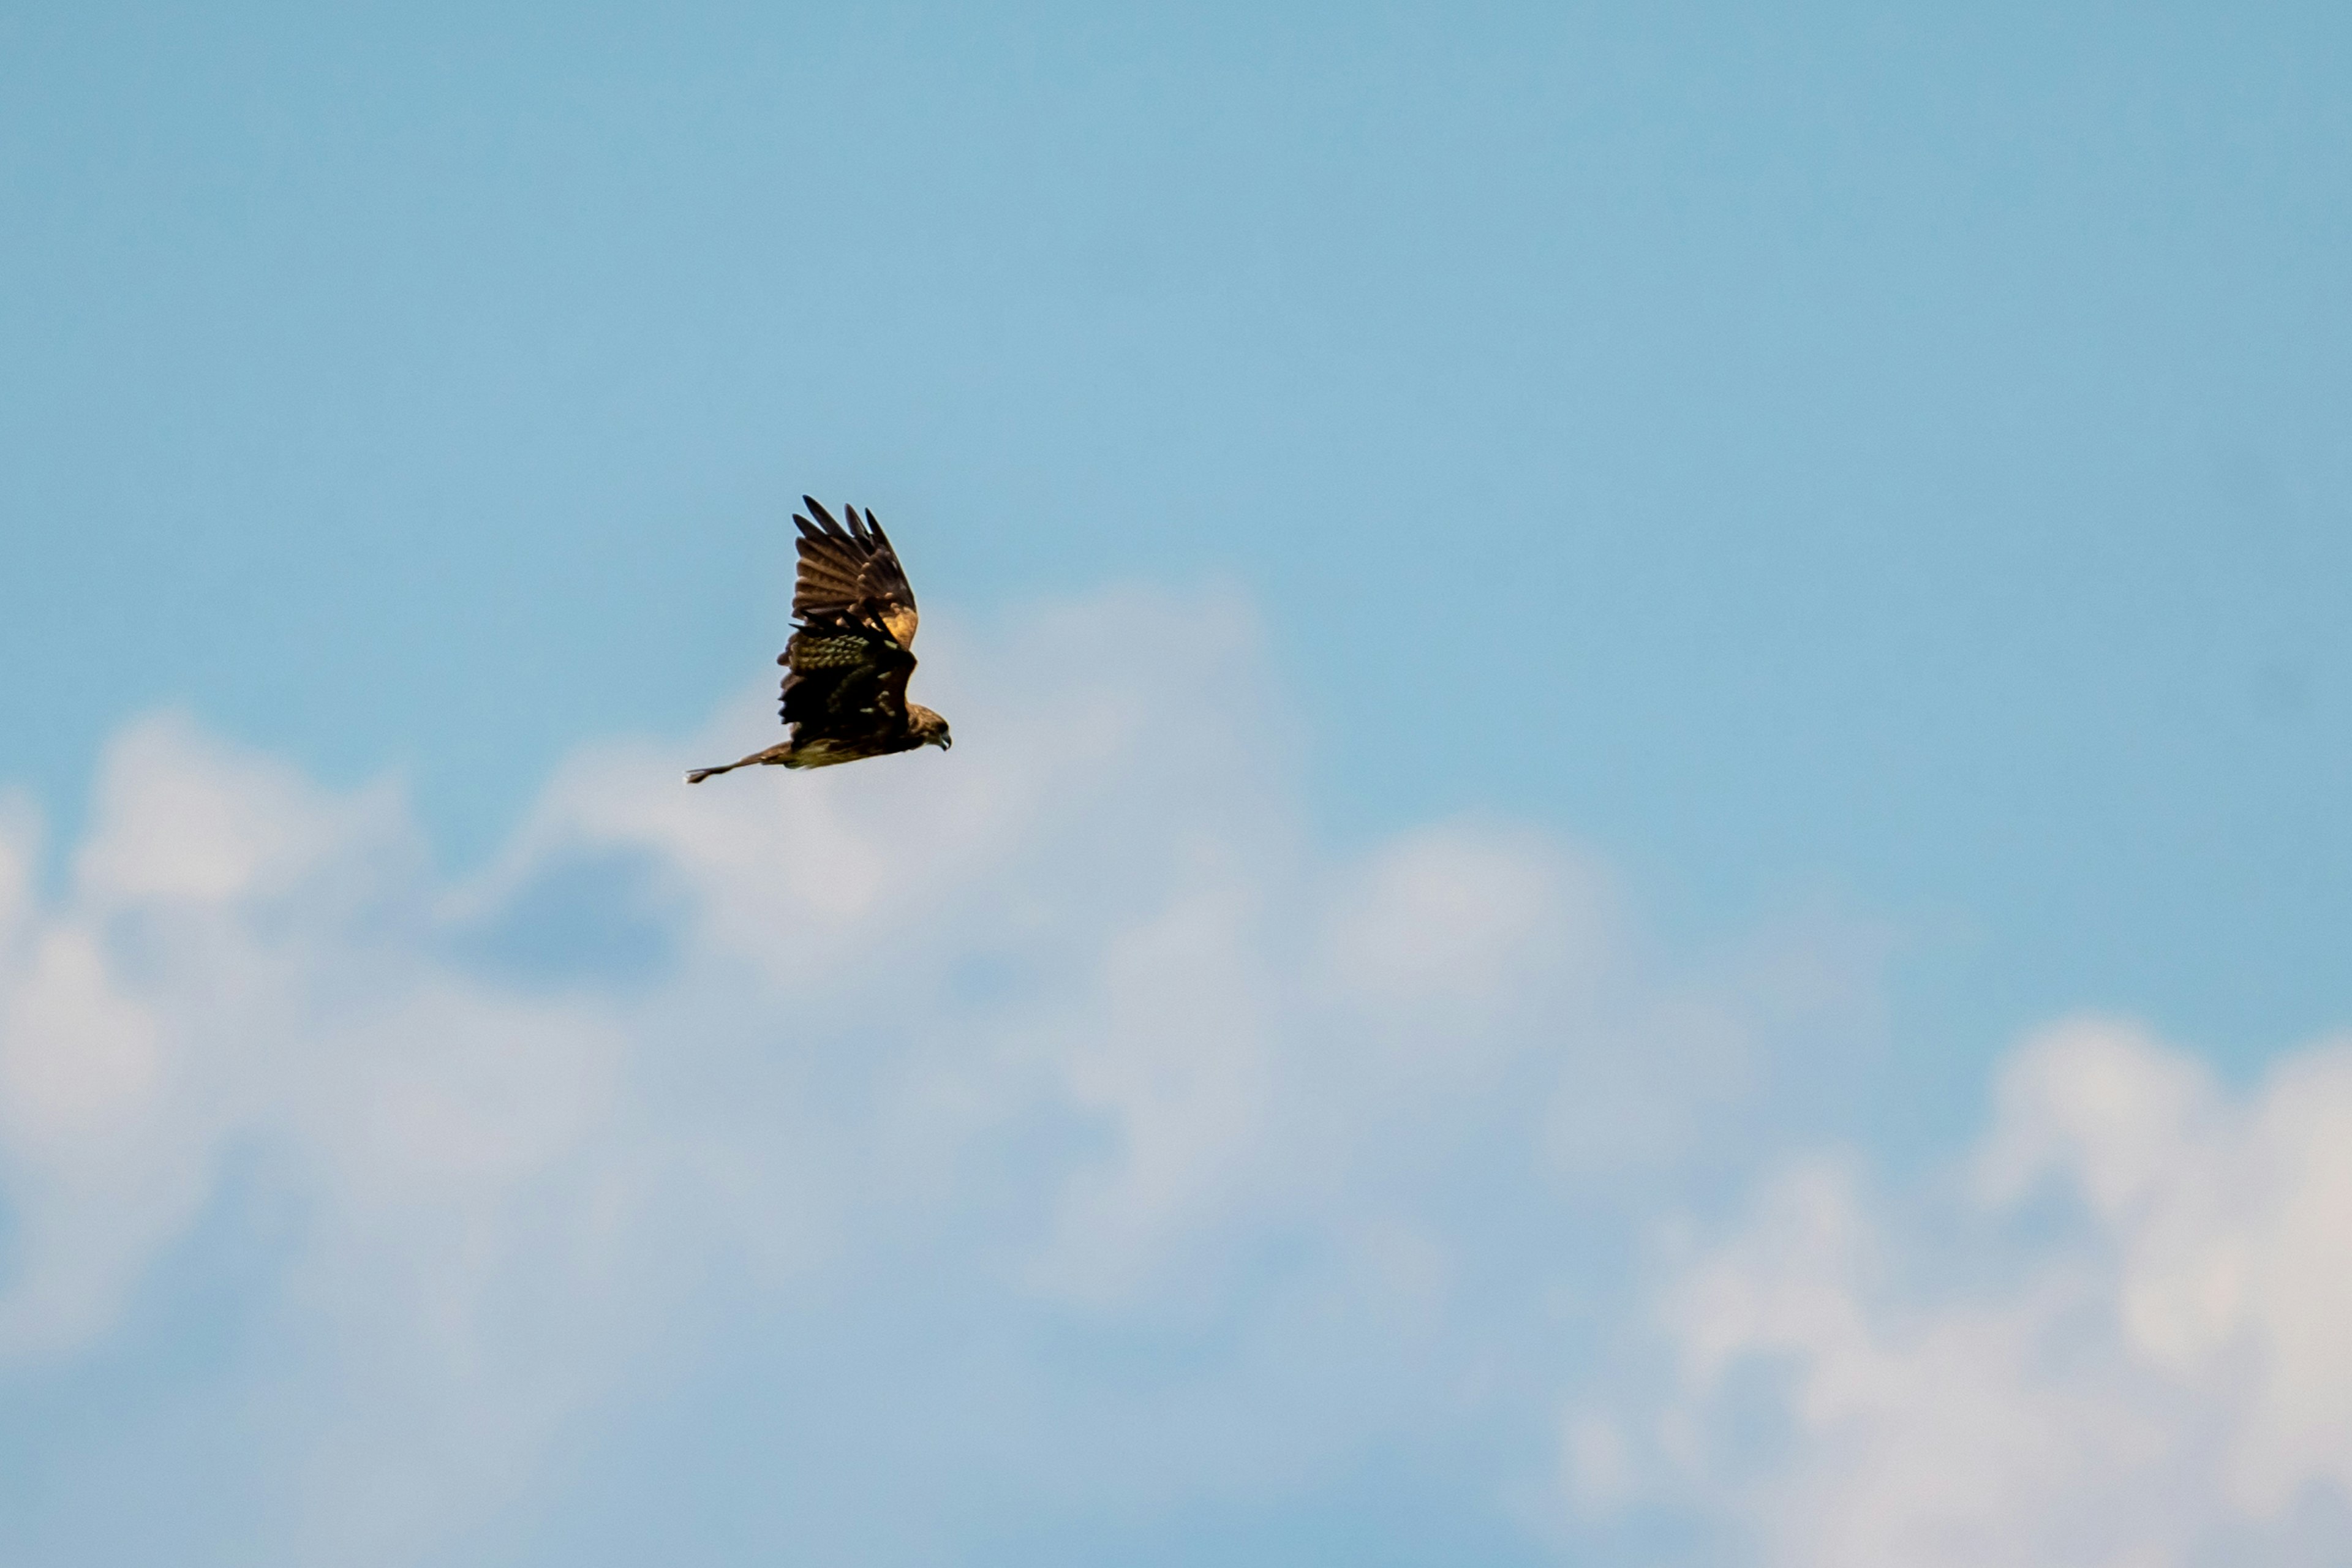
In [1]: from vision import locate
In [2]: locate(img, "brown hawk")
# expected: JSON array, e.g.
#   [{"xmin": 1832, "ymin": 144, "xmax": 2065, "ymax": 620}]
[{"xmin": 685, "ymin": 497, "xmax": 952, "ymax": 782}]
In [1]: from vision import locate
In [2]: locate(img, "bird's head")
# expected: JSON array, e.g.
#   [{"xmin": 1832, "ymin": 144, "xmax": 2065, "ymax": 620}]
[{"xmin": 910, "ymin": 705, "xmax": 952, "ymax": 752}]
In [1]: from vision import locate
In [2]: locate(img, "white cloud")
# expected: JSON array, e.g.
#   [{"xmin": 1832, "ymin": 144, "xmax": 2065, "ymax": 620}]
[
  {"xmin": 1586, "ymin": 1017, "xmax": 2352, "ymax": 1567},
  {"xmin": 34, "ymin": 586, "xmax": 2328, "ymax": 1566}
]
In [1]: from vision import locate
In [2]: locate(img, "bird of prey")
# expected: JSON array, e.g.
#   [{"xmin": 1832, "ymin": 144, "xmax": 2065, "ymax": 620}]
[{"xmin": 685, "ymin": 497, "xmax": 952, "ymax": 782}]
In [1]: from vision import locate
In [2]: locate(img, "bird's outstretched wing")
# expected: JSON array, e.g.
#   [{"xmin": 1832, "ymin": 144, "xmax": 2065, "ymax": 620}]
[
  {"xmin": 777, "ymin": 498, "xmax": 921, "ymax": 754},
  {"xmin": 792, "ymin": 496, "xmax": 919, "ymax": 650}
]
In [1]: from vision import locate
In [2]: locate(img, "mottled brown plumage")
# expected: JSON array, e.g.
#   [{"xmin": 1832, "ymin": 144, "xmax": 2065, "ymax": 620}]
[{"xmin": 685, "ymin": 497, "xmax": 952, "ymax": 783}]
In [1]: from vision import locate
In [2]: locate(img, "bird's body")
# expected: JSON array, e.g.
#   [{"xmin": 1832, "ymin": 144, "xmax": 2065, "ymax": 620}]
[{"xmin": 686, "ymin": 497, "xmax": 952, "ymax": 783}]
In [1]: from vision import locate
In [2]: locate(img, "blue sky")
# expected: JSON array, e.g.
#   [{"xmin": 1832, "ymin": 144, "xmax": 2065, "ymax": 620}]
[{"xmin": 2, "ymin": 4, "xmax": 2349, "ymax": 1564}]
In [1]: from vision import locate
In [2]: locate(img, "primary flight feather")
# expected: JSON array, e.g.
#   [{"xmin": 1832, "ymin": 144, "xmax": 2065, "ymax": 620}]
[{"xmin": 685, "ymin": 497, "xmax": 952, "ymax": 783}]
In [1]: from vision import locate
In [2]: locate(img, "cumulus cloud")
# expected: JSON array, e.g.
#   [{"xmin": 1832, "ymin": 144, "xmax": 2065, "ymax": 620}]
[
  {"xmin": 23, "ymin": 586, "xmax": 2335, "ymax": 1566},
  {"xmin": 1579, "ymin": 1017, "xmax": 2352, "ymax": 1567}
]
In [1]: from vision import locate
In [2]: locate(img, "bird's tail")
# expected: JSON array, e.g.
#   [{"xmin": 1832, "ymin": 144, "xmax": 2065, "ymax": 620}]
[{"xmin": 684, "ymin": 743, "xmax": 790, "ymax": 784}]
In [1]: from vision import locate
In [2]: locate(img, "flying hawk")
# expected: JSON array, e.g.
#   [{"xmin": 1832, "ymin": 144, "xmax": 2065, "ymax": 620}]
[{"xmin": 685, "ymin": 497, "xmax": 952, "ymax": 782}]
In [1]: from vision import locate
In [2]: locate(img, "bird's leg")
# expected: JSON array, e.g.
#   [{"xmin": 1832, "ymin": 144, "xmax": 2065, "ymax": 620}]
[{"xmin": 684, "ymin": 742, "xmax": 793, "ymax": 784}]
